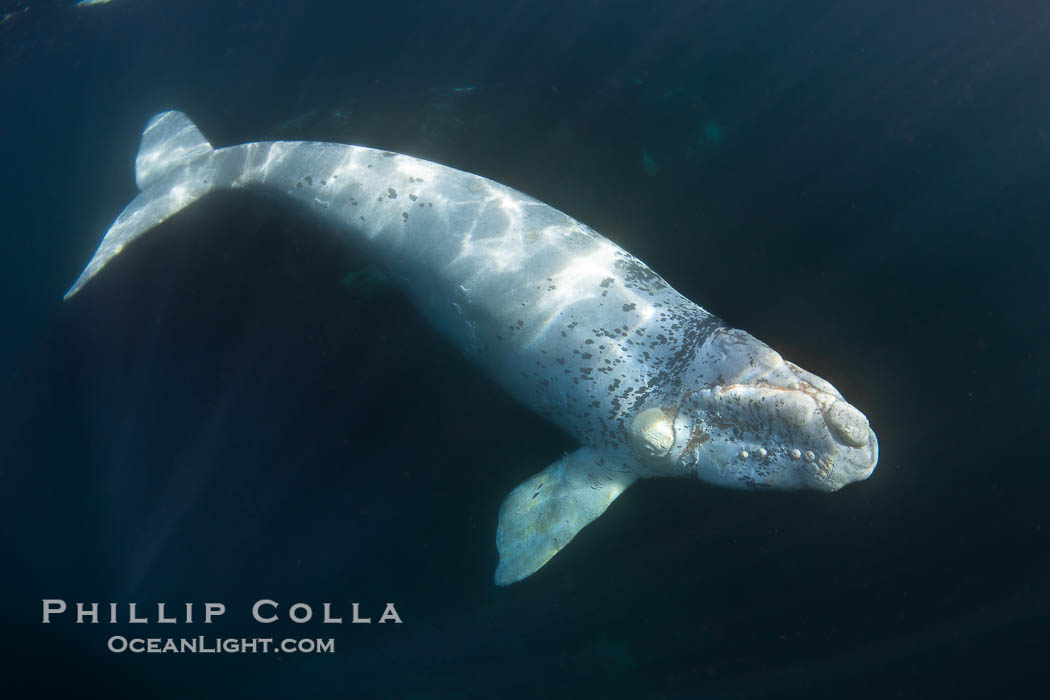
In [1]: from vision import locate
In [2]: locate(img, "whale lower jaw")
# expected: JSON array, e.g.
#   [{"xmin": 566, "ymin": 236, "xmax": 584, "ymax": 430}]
[{"xmin": 678, "ymin": 383, "xmax": 878, "ymax": 492}]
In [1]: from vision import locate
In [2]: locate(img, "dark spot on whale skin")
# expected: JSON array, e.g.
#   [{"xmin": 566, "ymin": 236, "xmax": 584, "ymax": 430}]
[
  {"xmin": 614, "ymin": 255, "xmax": 669, "ymax": 294},
  {"xmin": 581, "ymin": 353, "xmax": 592, "ymax": 360},
  {"xmin": 383, "ymin": 152, "xmax": 396, "ymax": 158},
  {"xmin": 296, "ymin": 182, "xmax": 302, "ymax": 189},
  {"xmin": 739, "ymin": 475, "xmax": 772, "ymax": 490},
  {"xmin": 600, "ymin": 278, "xmax": 615, "ymax": 288},
  {"xmin": 623, "ymin": 303, "xmax": 636, "ymax": 312},
  {"xmin": 409, "ymin": 194, "xmax": 418, "ymax": 201},
  {"xmin": 387, "ymin": 188, "xmax": 398, "ymax": 199},
  {"xmin": 402, "ymin": 212, "xmax": 408, "ymax": 221},
  {"xmin": 304, "ymin": 175, "xmax": 312, "ymax": 185}
]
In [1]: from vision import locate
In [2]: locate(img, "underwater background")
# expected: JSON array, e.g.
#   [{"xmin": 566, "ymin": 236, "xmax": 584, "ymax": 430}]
[{"xmin": 1, "ymin": 1, "xmax": 1048, "ymax": 697}]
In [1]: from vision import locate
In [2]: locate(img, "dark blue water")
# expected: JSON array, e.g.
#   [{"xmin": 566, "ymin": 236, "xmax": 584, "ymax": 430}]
[{"xmin": 2, "ymin": 1, "xmax": 1048, "ymax": 698}]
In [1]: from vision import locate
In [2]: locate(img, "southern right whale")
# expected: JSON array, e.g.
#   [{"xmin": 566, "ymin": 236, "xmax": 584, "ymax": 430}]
[{"xmin": 66, "ymin": 111, "xmax": 878, "ymax": 585}]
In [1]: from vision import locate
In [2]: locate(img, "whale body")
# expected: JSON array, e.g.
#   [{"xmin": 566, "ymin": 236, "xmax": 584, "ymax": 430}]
[{"xmin": 67, "ymin": 111, "xmax": 878, "ymax": 585}]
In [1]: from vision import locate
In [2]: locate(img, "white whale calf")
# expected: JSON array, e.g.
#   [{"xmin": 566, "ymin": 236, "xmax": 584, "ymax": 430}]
[{"xmin": 67, "ymin": 111, "xmax": 878, "ymax": 585}]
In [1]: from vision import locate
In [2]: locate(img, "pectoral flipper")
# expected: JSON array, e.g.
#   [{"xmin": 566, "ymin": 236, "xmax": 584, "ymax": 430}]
[{"xmin": 494, "ymin": 447, "xmax": 638, "ymax": 586}]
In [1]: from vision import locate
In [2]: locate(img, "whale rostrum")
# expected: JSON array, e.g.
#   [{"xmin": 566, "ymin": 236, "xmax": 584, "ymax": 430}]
[{"xmin": 67, "ymin": 111, "xmax": 878, "ymax": 585}]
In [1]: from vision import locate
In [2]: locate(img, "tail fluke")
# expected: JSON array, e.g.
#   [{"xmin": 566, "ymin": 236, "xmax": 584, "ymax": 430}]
[{"xmin": 65, "ymin": 111, "xmax": 217, "ymax": 299}]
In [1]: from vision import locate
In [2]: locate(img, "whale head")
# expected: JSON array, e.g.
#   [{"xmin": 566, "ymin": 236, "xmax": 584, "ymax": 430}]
[{"xmin": 628, "ymin": 328, "xmax": 878, "ymax": 492}]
